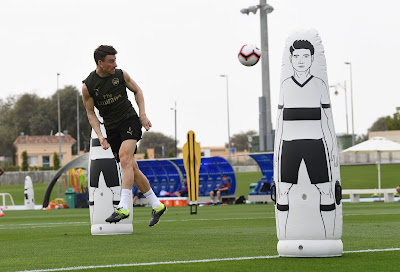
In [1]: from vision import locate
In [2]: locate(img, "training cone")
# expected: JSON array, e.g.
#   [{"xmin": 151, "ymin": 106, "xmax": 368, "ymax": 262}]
[{"xmin": 0, "ymin": 208, "xmax": 4, "ymax": 217}]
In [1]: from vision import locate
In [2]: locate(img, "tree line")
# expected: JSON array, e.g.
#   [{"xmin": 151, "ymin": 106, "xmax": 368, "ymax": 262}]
[
  {"xmin": 0, "ymin": 87, "xmax": 179, "ymax": 165},
  {"xmin": 0, "ymin": 86, "xmax": 91, "ymax": 165},
  {"xmin": 3, "ymin": 86, "xmax": 394, "ymax": 167},
  {"xmin": 369, "ymin": 107, "xmax": 400, "ymax": 132}
]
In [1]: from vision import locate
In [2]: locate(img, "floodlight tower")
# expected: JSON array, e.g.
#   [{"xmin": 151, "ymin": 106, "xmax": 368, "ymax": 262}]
[{"xmin": 240, "ymin": 0, "xmax": 274, "ymax": 152}]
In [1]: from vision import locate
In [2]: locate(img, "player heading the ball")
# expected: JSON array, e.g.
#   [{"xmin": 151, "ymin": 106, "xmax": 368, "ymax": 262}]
[{"xmin": 82, "ymin": 45, "xmax": 166, "ymax": 227}]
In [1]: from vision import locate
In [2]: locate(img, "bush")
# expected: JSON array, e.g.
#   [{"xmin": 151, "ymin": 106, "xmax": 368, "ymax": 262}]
[
  {"xmin": 3, "ymin": 166, "xmax": 20, "ymax": 172},
  {"xmin": 21, "ymin": 151, "xmax": 29, "ymax": 171},
  {"xmin": 53, "ymin": 152, "xmax": 60, "ymax": 170},
  {"xmin": 1, "ymin": 165, "xmax": 54, "ymax": 172},
  {"xmin": 40, "ymin": 166, "xmax": 54, "ymax": 171}
]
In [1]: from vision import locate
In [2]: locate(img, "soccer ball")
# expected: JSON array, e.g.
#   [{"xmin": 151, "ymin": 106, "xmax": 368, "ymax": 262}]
[{"xmin": 238, "ymin": 44, "xmax": 261, "ymax": 66}]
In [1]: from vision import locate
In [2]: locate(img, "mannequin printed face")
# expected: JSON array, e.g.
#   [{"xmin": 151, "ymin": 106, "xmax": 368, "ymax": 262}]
[{"xmin": 290, "ymin": 48, "xmax": 314, "ymax": 72}]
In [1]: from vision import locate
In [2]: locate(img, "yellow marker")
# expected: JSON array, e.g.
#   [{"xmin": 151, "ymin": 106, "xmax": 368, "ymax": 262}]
[{"xmin": 182, "ymin": 130, "xmax": 201, "ymax": 214}]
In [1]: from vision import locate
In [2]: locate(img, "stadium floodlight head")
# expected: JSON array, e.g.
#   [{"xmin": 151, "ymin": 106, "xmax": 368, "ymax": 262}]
[
  {"xmin": 262, "ymin": 4, "xmax": 274, "ymax": 14},
  {"xmin": 240, "ymin": 8, "xmax": 250, "ymax": 15},
  {"xmin": 248, "ymin": 5, "xmax": 259, "ymax": 14},
  {"xmin": 241, "ymin": 4, "xmax": 272, "ymax": 16}
]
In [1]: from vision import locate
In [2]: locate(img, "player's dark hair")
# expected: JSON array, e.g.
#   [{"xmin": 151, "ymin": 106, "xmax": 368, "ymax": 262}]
[
  {"xmin": 289, "ymin": 40, "xmax": 314, "ymax": 55},
  {"xmin": 94, "ymin": 45, "xmax": 117, "ymax": 64}
]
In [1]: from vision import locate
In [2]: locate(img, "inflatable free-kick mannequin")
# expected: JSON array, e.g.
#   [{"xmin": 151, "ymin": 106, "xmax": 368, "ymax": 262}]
[
  {"xmin": 88, "ymin": 109, "xmax": 133, "ymax": 235},
  {"xmin": 273, "ymin": 28, "xmax": 343, "ymax": 257},
  {"xmin": 24, "ymin": 176, "xmax": 35, "ymax": 210}
]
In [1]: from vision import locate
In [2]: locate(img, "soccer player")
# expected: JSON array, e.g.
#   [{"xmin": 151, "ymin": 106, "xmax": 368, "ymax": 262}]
[
  {"xmin": 82, "ymin": 45, "xmax": 166, "ymax": 226},
  {"xmin": 274, "ymin": 40, "xmax": 338, "ymax": 238}
]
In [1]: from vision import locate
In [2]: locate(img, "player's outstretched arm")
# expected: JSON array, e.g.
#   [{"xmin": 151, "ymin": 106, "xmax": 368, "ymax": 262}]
[
  {"xmin": 123, "ymin": 70, "xmax": 152, "ymax": 131},
  {"xmin": 82, "ymin": 83, "xmax": 110, "ymax": 150}
]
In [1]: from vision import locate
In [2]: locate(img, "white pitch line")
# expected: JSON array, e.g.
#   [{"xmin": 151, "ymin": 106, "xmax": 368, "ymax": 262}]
[
  {"xmin": 1, "ymin": 211, "xmax": 399, "ymax": 230},
  {"xmin": 16, "ymin": 256, "xmax": 281, "ymax": 272},
  {"xmin": 343, "ymin": 248, "xmax": 400, "ymax": 254},
  {"xmin": 4, "ymin": 222, "xmax": 88, "ymax": 227},
  {"xmin": 160, "ymin": 216, "xmax": 272, "ymax": 222},
  {"xmin": 0, "ymin": 217, "xmax": 270, "ymax": 230},
  {"xmin": 0, "ymin": 222, "xmax": 89, "ymax": 230},
  {"xmin": 15, "ymin": 248, "xmax": 400, "ymax": 272},
  {"xmin": 344, "ymin": 212, "xmax": 400, "ymax": 216}
]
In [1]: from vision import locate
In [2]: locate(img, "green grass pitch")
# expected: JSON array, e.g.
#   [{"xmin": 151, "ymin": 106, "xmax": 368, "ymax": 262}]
[
  {"xmin": 0, "ymin": 203, "xmax": 399, "ymax": 271},
  {"xmin": 0, "ymin": 166, "xmax": 400, "ymax": 271}
]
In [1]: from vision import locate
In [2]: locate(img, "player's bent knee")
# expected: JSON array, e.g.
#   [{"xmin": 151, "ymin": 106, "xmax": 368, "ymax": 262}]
[{"xmin": 119, "ymin": 153, "xmax": 134, "ymax": 169}]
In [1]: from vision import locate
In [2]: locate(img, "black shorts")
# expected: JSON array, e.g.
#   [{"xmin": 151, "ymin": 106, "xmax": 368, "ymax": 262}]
[
  {"xmin": 106, "ymin": 115, "xmax": 142, "ymax": 161},
  {"xmin": 280, "ymin": 139, "xmax": 330, "ymax": 184}
]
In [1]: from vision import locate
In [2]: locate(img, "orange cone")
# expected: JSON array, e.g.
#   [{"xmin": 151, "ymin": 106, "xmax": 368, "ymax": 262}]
[{"xmin": 0, "ymin": 208, "xmax": 4, "ymax": 217}]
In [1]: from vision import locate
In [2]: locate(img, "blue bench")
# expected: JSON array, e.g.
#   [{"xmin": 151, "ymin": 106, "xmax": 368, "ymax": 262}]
[
  {"xmin": 136, "ymin": 160, "xmax": 182, "ymax": 197},
  {"xmin": 248, "ymin": 153, "xmax": 274, "ymax": 203},
  {"xmin": 249, "ymin": 176, "xmax": 273, "ymax": 195},
  {"xmin": 135, "ymin": 157, "xmax": 236, "ymax": 203}
]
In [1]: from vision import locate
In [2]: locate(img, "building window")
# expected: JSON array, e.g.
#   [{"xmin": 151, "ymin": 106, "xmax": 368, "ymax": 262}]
[
  {"xmin": 42, "ymin": 156, "xmax": 50, "ymax": 167},
  {"xmin": 28, "ymin": 156, "xmax": 39, "ymax": 166}
]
